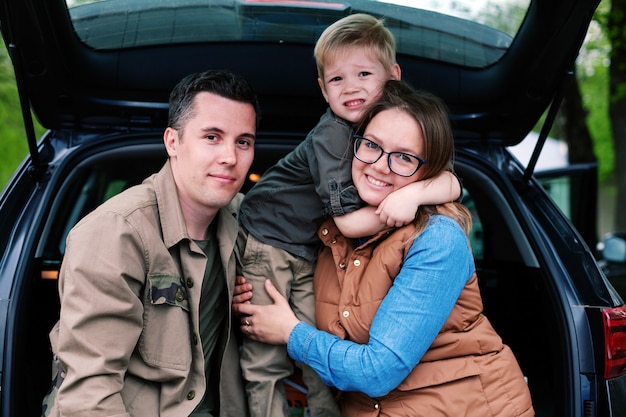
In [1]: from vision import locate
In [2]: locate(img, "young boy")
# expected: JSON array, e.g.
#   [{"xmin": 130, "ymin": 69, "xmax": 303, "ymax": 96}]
[{"xmin": 238, "ymin": 13, "xmax": 461, "ymax": 417}]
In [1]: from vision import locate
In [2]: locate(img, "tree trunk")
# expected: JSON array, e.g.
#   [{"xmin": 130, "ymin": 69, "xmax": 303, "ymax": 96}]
[
  {"xmin": 563, "ymin": 74, "xmax": 596, "ymax": 164},
  {"xmin": 608, "ymin": 0, "xmax": 626, "ymax": 232},
  {"xmin": 562, "ymin": 73, "xmax": 598, "ymax": 247}
]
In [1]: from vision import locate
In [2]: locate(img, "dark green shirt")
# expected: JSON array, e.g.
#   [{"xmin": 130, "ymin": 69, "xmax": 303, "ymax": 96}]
[{"xmin": 190, "ymin": 221, "xmax": 227, "ymax": 417}]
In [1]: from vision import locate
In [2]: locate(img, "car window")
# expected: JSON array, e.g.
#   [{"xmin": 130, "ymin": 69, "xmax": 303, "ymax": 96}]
[
  {"xmin": 533, "ymin": 164, "xmax": 599, "ymax": 252},
  {"xmin": 64, "ymin": 0, "xmax": 530, "ymax": 68},
  {"xmin": 464, "ymin": 191, "xmax": 485, "ymax": 261},
  {"xmin": 41, "ymin": 154, "xmax": 166, "ymax": 268},
  {"xmin": 508, "ymin": 135, "xmax": 599, "ymax": 250}
]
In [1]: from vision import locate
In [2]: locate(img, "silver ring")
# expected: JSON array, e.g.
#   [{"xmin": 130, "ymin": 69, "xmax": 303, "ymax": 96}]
[{"xmin": 244, "ymin": 319, "xmax": 250, "ymax": 326}]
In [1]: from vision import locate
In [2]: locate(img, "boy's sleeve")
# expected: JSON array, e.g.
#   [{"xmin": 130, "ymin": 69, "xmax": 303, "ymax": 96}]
[
  {"xmin": 307, "ymin": 115, "xmax": 365, "ymax": 217},
  {"xmin": 323, "ymin": 180, "xmax": 363, "ymax": 217},
  {"xmin": 453, "ymin": 171, "xmax": 464, "ymax": 202}
]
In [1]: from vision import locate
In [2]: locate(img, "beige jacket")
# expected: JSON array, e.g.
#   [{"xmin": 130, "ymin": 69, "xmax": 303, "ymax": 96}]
[{"xmin": 43, "ymin": 161, "xmax": 248, "ymax": 417}]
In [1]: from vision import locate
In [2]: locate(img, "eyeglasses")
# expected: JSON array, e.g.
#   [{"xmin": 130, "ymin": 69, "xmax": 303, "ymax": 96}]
[{"xmin": 353, "ymin": 135, "xmax": 426, "ymax": 177}]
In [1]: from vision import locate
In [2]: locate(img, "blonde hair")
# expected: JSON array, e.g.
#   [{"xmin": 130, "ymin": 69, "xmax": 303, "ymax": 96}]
[{"xmin": 314, "ymin": 13, "xmax": 397, "ymax": 81}]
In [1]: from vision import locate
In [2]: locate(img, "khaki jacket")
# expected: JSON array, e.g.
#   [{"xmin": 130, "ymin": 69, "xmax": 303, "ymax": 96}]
[
  {"xmin": 314, "ymin": 219, "xmax": 534, "ymax": 416},
  {"xmin": 44, "ymin": 161, "xmax": 248, "ymax": 417}
]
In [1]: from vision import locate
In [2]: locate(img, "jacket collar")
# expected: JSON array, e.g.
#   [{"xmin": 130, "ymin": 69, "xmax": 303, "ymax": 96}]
[
  {"xmin": 319, "ymin": 217, "xmax": 394, "ymax": 251},
  {"xmin": 152, "ymin": 160, "xmax": 240, "ymax": 251}
]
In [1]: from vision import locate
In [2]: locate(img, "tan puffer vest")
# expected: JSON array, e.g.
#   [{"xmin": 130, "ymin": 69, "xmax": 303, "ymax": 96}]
[{"xmin": 314, "ymin": 218, "xmax": 534, "ymax": 416}]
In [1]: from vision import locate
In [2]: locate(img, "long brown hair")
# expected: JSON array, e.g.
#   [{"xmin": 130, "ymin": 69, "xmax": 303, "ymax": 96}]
[{"xmin": 354, "ymin": 80, "xmax": 472, "ymax": 236}]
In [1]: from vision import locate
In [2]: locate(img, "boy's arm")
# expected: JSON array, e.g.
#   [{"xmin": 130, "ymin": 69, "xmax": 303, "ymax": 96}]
[
  {"xmin": 334, "ymin": 206, "xmax": 387, "ymax": 238},
  {"xmin": 334, "ymin": 171, "xmax": 462, "ymax": 237},
  {"xmin": 376, "ymin": 170, "xmax": 462, "ymax": 227}
]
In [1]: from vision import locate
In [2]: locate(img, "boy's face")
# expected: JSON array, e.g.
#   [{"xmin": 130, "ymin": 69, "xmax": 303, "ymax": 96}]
[{"xmin": 318, "ymin": 46, "xmax": 400, "ymax": 123}]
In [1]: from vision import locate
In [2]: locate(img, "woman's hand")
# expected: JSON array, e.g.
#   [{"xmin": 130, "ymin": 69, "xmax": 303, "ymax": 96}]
[{"xmin": 234, "ymin": 279, "xmax": 301, "ymax": 345}]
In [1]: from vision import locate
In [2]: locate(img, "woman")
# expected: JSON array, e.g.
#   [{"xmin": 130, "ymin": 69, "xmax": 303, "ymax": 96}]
[{"xmin": 234, "ymin": 80, "xmax": 534, "ymax": 416}]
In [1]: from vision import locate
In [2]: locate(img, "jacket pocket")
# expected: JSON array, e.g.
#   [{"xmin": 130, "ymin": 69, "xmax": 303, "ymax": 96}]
[
  {"xmin": 122, "ymin": 374, "xmax": 160, "ymax": 415},
  {"xmin": 397, "ymin": 357, "xmax": 481, "ymax": 391},
  {"xmin": 139, "ymin": 274, "xmax": 192, "ymax": 370}
]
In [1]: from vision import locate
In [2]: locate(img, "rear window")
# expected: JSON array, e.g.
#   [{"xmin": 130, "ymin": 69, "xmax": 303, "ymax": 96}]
[{"xmin": 65, "ymin": 0, "xmax": 531, "ymax": 68}]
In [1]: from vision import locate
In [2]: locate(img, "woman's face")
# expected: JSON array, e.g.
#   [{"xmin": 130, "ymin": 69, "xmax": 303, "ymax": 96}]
[{"xmin": 352, "ymin": 107, "xmax": 425, "ymax": 207}]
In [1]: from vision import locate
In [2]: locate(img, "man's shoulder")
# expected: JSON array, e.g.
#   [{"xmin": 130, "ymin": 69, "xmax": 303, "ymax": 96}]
[
  {"xmin": 104, "ymin": 181, "xmax": 158, "ymax": 215},
  {"xmin": 72, "ymin": 181, "xmax": 158, "ymax": 235}
]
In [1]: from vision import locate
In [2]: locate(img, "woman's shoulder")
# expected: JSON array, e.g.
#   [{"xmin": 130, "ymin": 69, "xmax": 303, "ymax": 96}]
[
  {"xmin": 427, "ymin": 214, "xmax": 461, "ymax": 227},
  {"xmin": 422, "ymin": 215, "xmax": 469, "ymax": 244},
  {"xmin": 412, "ymin": 215, "xmax": 474, "ymax": 271}
]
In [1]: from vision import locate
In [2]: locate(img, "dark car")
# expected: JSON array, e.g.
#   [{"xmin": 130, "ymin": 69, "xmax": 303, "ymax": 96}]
[
  {"xmin": 598, "ymin": 232, "xmax": 626, "ymax": 296},
  {"xmin": 1, "ymin": 0, "xmax": 625, "ymax": 416}
]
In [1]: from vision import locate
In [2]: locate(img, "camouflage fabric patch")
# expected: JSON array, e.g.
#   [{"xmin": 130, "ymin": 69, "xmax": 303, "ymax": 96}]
[
  {"xmin": 41, "ymin": 355, "xmax": 65, "ymax": 417},
  {"xmin": 147, "ymin": 274, "xmax": 189, "ymax": 311}
]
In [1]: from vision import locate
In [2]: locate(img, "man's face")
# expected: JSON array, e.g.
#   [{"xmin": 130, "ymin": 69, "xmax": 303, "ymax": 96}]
[{"xmin": 165, "ymin": 91, "xmax": 256, "ymax": 219}]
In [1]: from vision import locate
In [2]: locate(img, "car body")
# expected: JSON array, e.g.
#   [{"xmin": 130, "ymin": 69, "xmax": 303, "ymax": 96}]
[
  {"xmin": 598, "ymin": 232, "xmax": 626, "ymax": 297},
  {"xmin": 1, "ymin": 0, "xmax": 625, "ymax": 416}
]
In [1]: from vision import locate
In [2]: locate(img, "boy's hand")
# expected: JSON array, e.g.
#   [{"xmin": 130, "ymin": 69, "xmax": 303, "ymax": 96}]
[
  {"xmin": 232, "ymin": 276, "xmax": 253, "ymax": 317},
  {"xmin": 376, "ymin": 185, "xmax": 419, "ymax": 227},
  {"xmin": 376, "ymin": 172, "xmax": 460, "ymax": 227}
]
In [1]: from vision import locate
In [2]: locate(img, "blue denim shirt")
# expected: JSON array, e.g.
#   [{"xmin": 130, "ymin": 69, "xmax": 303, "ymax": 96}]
[
  {"xmin": 239, "ymin": 108, "xmax": 364, "ymax": 262},
  {"xmin": 287, "ymin": 216, "xmax": 474, "ymax": 397}
]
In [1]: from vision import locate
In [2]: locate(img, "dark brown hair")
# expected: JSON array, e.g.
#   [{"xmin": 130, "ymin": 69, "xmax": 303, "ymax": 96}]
[{"xmin": 355, "ymin": 79, "xmax": 471, "ymax": 235}]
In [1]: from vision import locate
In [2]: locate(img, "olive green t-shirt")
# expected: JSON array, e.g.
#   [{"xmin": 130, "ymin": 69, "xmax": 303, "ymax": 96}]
[{"xmin": 190, "ymin": 221, "xmax": 227, "ymax": 417}]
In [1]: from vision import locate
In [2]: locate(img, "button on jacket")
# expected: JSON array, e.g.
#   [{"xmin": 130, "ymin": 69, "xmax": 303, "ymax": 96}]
[{"xmin": 45, "ymin": 161, "xmax": 248, "ymax": 417}]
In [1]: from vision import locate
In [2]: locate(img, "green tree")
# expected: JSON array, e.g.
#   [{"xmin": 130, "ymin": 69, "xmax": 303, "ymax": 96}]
[
  {"xmin": 0, "ymin": 45, "xmax": 29, "ymax": 190},
  {"xmin": 608, "ymin": 0, "xmax": 626, "ymax": 231}
]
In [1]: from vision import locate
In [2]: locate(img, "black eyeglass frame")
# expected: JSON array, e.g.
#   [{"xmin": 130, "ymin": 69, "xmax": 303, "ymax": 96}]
[{"xmin": 352, "ymin": 134, "xmax": 426, "ymax": 177}]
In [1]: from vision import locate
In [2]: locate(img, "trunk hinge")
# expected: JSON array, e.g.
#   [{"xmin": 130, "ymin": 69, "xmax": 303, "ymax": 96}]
[
  {"xmin": 7, "ymin": 42, "xmax": 50, "ymax": 181},
  {"xmin": 523, "ymin": 70, "xmax": 572, "ymax": 182}
]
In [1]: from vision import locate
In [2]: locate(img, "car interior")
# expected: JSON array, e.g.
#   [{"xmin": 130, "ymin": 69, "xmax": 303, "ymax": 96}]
[{"xmin": 13, "ymin": 137, "xmax": 566, "ymax": 417}]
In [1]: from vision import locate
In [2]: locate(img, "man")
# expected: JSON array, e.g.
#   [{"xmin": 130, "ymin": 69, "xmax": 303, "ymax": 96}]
[{"xmin": 42, "ymin": 69, "xmax": 259, "ymax": 417}]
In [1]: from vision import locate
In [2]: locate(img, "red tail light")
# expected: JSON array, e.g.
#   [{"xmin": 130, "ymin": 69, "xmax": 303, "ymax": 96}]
[{"xmin": 602, "ymin": 305, "xmax": 626, "ymax": 379}]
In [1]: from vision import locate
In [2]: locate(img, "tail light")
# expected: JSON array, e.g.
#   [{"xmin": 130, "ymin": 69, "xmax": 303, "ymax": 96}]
[{"xmin": 602, "ymin": 305, "xmax": 626, "ymax": 379}]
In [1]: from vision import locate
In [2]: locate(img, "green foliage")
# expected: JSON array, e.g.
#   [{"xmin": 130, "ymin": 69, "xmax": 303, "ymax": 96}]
[
  {"xmin": 0, "ymin": 47, "xmax": 29, "ymax": 191},
  {"xmin": 573, "ymin": 5, "xmax": 615, "ymax": 184},
  {"xmin": 579, "ymin": 63, "xmax": 614, "ymax": 183}
]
